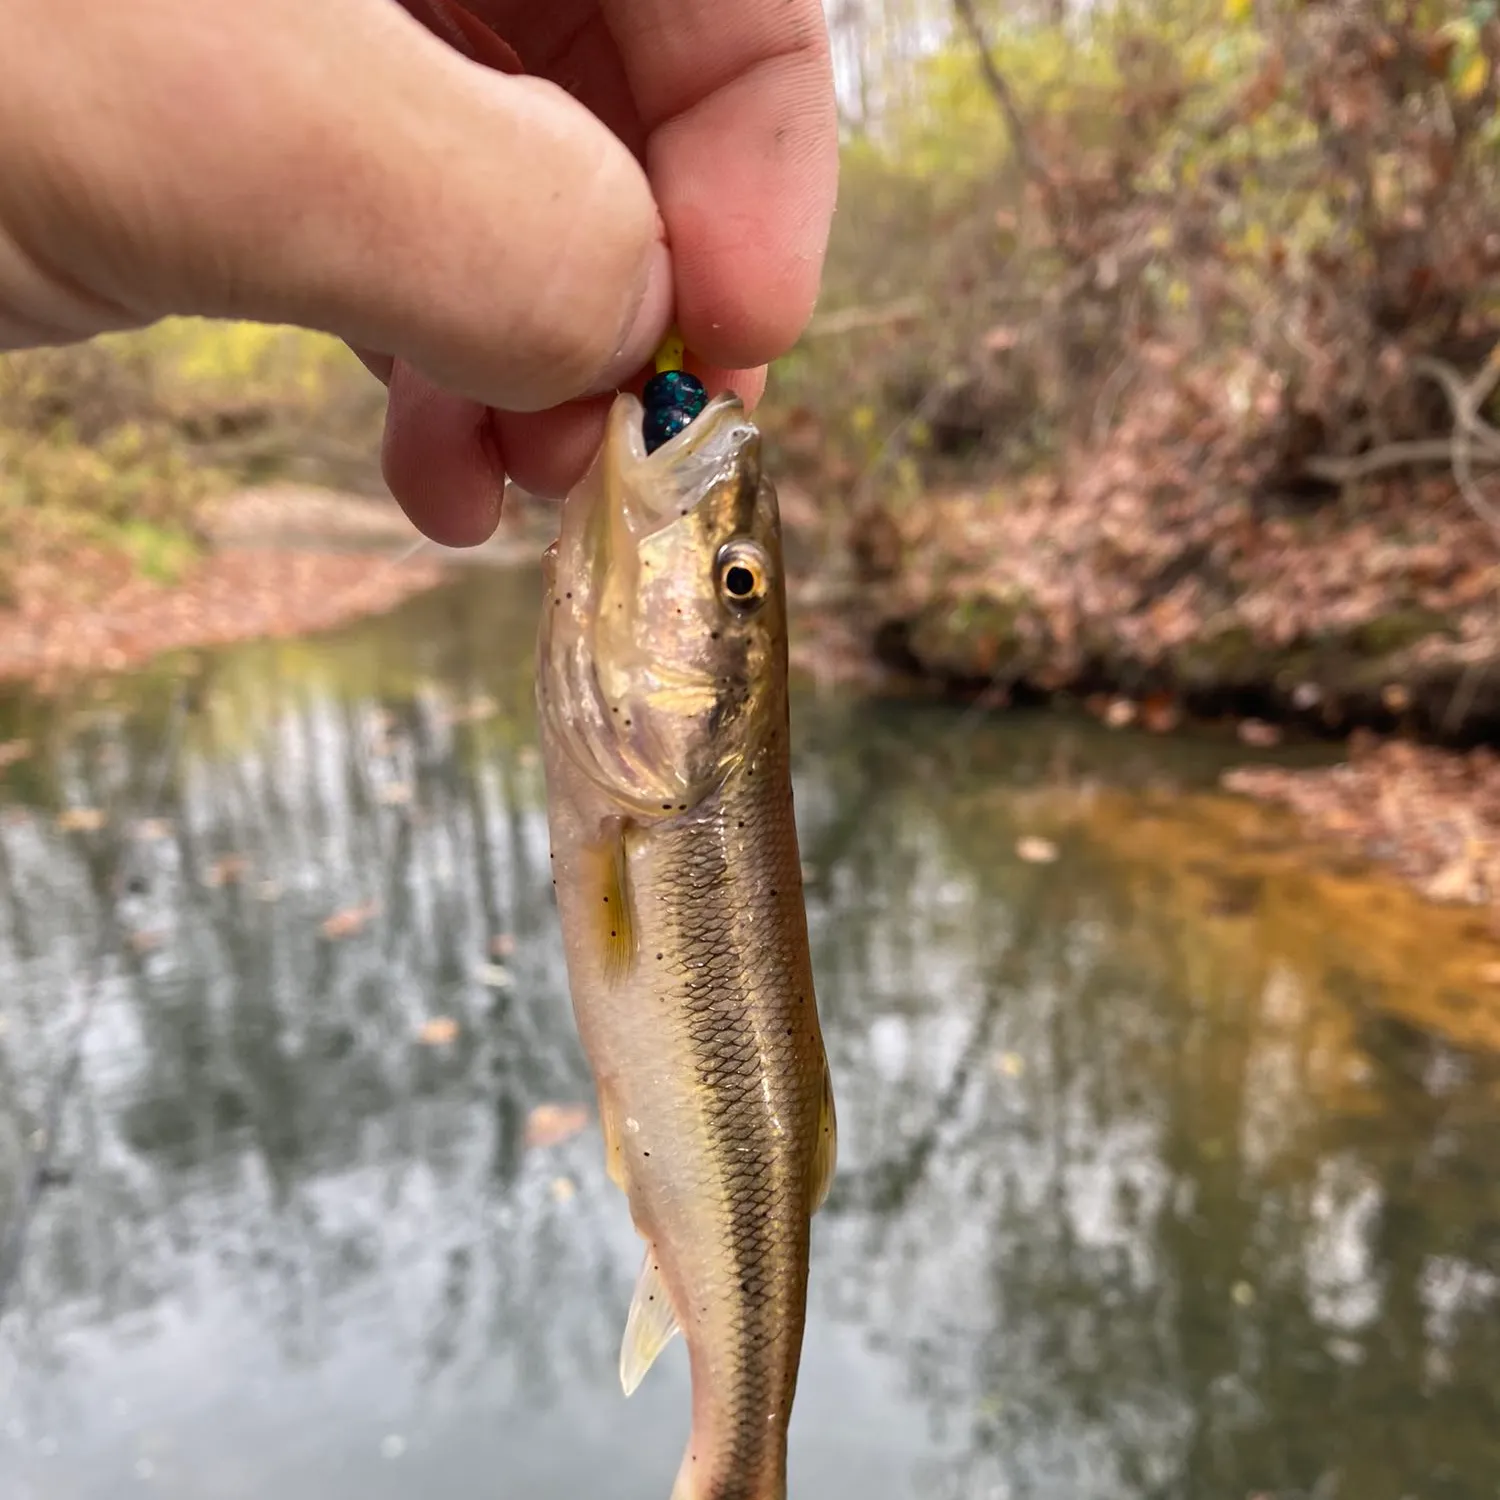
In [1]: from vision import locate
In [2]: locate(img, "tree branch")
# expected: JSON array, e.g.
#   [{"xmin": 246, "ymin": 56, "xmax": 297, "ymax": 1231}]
[
  {"xmin": 1304, "ymin": 348, "xmax": 1500, "ymax": 537},
  {"xmin": 1304, "ymin": 439, "xmax": 1475, "ymax": 483},
  {"xmin": 804, "ymin": 298, "xmax": 928, "ymax": 339},
  {"xmin": 950, "ymin": 0, "xmax": 1056, "ymax": 198}
]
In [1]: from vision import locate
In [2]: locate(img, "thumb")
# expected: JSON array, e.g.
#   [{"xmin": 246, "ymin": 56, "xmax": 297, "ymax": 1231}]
[{"xmin": 0, "ymin": 0, "xmax": 670, "ymax": 412}]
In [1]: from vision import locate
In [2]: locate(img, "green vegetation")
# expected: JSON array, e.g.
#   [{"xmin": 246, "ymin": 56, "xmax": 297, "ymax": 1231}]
[
  {"xmin": 0, "ymin": 319, "xmax": 381, "ymax": 599},
  {"xmin": 765, "ymin": 0, "xmax": 1500, "ymax": 514}
]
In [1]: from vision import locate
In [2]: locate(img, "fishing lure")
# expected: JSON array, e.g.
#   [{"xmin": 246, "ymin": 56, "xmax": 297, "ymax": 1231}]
[{"xmin": 641, "ymin": 330, "xmax": 709, "ymax": 453}]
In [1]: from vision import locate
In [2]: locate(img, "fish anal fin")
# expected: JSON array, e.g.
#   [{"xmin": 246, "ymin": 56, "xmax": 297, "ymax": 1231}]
[
  {"xmin": 810, "ymin": 1064, "xmax": 838, "ymax": 1214},
  {"xmin": 584, "ymin": 820, "xmax": 636, "ymax": 986},
  {"xmin": 620, "ymin": 1247, "xmax": 680, "ymax": 1397}
]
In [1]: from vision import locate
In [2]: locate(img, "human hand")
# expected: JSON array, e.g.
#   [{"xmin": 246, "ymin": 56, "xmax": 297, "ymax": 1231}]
[{"xmin": 0, "ymin": 0, "xmax": 838, "ymax": 543}]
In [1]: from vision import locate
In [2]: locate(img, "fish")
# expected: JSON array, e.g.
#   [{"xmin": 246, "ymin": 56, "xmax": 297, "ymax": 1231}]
[{"xmin": 536, "ymin": 387, "xmax": 837, "ymax": 1500}]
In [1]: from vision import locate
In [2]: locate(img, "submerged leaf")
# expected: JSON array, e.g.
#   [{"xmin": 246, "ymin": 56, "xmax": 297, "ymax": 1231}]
[
  {"xmin": 525, "ymin": 1102, "xmax": 591, "ymax": 1149},
  {"xmin": 56, "ymin": 807, "xmax": 106, "ymax": 832},
  {"xmin": 206, "ymin": 854, "xmax": 249, "ymax": 887},
  {"xmin": 320, "ymin": 901, "xmax": 378, "ymax": 940},
  {"xmin": 1016, "ymin": 835, "xmax": 1060, "ymax": 864}
]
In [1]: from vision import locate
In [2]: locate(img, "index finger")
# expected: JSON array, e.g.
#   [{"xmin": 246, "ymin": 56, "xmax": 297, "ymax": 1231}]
[{"xmin": 600, "ymin": 0, "xmax": 838, "ymax": 372}]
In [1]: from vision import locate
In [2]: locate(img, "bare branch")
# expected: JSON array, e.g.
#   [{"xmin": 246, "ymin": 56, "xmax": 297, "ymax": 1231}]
[
  {"xmin": 1413, "ymin": 353, "xmax": 1500, "ymax": 460},
  {"xmin": 804, "ymin": 298, "xmax": 928, "ymax": 339},
  {"xmin": 1305, "ymin": 349, "xmax": 1500, "ymax": 537},
  {"xmin": 1304, "ymin": 440, "xmax": 1473, "ymax": 483},
  {"xmin": 950, "ymin": 0, "xmax": 1056, "ymax": 197}
]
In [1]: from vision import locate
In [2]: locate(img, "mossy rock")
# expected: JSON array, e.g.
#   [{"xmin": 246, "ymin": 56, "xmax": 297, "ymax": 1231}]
[
  {"xmin": 905, "ymin": 589, "xmax": 1046, "ymax": 681},
  {"xmin": 1344, "ymin": 608, "xmax": 1457, "ymax": 659},
  {"xmin": 1172, "ymin": 625, "xmax": 1279, "ymax": 690}
]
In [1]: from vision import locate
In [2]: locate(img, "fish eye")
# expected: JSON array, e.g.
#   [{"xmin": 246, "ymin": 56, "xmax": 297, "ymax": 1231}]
[{"xmin": 715, "ymin": 540, "xmax": 770, "ymax": 612}]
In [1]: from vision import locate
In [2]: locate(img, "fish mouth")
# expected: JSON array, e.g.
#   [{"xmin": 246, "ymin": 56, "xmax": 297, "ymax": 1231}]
[
  {"xmin": 600, "ymin": 390, "xmax": 760, "ymax": 539},
  {"xmin": 537, "ymin": 389, "xmax": 761, "ymax": 819}
]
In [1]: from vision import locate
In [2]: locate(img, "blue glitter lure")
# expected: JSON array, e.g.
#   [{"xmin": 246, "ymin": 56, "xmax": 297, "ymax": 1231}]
[{"xmin": 641, "ymin": 330, "xmax": 707, "ymax": 453}]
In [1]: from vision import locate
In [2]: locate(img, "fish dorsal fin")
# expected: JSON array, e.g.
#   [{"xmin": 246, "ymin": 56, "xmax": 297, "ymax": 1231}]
[
  {"xmin": 810, "ymin": 1065, "xmax": 838, "ymax": 1214},
  {"xmin": 620, "ymin": 1248, "xmax": 680, "ymax": 1396},
  {"xmin": 584, "ymin": 819, "xmax": 636, "ymax": 986}
]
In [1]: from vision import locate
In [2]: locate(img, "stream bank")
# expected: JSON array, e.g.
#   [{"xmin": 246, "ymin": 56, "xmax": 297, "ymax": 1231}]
[
  {"xmin": 794, "ymin": 459, "xmax": 1500, "ymax": 926},
  {"xmin": 857, "ymin": 475, "xmax": 1499, "ymax": 746},
  {"xmin": 0, "ymin": 484, "xmax": 555, "ymax": 691}
]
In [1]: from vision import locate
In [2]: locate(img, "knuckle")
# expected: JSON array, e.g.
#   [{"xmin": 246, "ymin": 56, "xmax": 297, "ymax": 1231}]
[{"xmin": 522, "ymin": 143, "xmax": 657, "ymax": 397}]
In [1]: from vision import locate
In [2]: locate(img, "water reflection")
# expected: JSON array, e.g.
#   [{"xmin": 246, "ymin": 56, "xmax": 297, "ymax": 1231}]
[{"xmin": 1, "ymin": 574, "xmax": 1498, "ymax": 1500}]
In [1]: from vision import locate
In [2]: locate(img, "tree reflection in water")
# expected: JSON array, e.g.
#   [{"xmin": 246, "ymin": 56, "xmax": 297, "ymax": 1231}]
[{"xmin": 0, "ymin": 573, "xmax": 1496, "ymax": 1500}]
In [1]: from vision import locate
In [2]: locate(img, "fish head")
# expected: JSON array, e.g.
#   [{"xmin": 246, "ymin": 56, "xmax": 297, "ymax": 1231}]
[{"xmin": 539, "ymin": 390, "xmax": 786, "ymax": 819}]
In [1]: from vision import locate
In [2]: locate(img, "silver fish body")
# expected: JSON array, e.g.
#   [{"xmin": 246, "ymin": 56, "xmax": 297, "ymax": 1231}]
[{"xmin": 537, "ymin": 391, "xmax": 835, "ymax": 1500}]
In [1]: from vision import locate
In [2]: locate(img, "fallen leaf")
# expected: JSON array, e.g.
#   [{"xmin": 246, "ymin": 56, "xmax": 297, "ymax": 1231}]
[
  {"xmin": 1237, "ymin": 719, "xmax": 1283, "ymax": 747},
  {"xmin": 1140, "ymin": 693, "xmax": 1181, "ymax": 734},
  {"xmin": 994, "ymin": 1051, "xmax": 1025, "ymax": 1077},
  {"xmin": 376, "ymin": 782, "xmax": 413, "ymax": 806},
  {"xmin": 452, "ymin": 694, "xmax": 498, "ymax": 724},
  {"xmin": 1104, "ymin": 698, "xmax": 1136, "ymax": 729},
  {"xmin": 550, "ymin": 1176, "xmax": 577, "ymax": 1203},
  {"xmin": 474, "ymin": 963, "xmax": 512, "ymax": 989},
  {"xmin": 127, "ymin": 929, "xmax": 167, "ymax": 955},
  {"xmin": 525, "ymin": 1102, "xmax": 591, "ymax": 1149},
  {"xmin": 206, "ymin": 854, "xmax": 248, "ymax": 887},
  {"xmin": 0, "ymin": 739, "xmax": 31, "ymax": 770},
  {"xmin": 1455, "ymin": 51, "xmax": 1489, "ymax": 101},
  {"xmin": 1476, "ymin": 961, "xmax": 1500, "ymax": 986},
  {"xmin": 1381, "ymin": 683, "xmax": 1411, "ymax": 713},
  {"xmin": 56, "ymin": 807, "xmax": 106, "ymax": 833},
  {"xmin": 416, "ymin": 1015, "xmax": 460, "ymax": 1047},
  {"xmin": 489, "ymin": 933, "xmax": 517, "ymax": 958},
  {"xmin": 1424, "ymin": 859, "xmax": 1476, "ymax": 904},
  {"xmin": 320, "ymin": 901, "xmax": 378, "ymax": 940},
  {"xmin": 1016, "ymin": 836, "xmax": 1059, "ymax": 865},
  {"xmin": 132, "ymin": 818, "xmax": 174, "ymax": 841}
]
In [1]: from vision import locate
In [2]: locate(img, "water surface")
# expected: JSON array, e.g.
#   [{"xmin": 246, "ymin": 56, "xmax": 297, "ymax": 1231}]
[{"xmin": 2, "ymin": 572, "xmax": 1498, "ymax": 1500}]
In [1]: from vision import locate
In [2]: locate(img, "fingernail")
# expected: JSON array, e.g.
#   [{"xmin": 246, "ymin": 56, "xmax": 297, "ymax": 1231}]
[{"xmin": 584, "ymin": 240, "xmax": 672, "ymax": 397}]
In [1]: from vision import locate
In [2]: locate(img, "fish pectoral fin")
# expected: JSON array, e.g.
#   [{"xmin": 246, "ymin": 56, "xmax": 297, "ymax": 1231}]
[
  {"xmin": 620, "ymin": 1247, "xmax": 680, "ymax": 1397},
  {"xmin": 810, "ymin": 1064, "xmax": 838, "ymax": 1215},
  {"xmin": 583, "ymin": 820, "xmax": 636, "ymax": 986}
]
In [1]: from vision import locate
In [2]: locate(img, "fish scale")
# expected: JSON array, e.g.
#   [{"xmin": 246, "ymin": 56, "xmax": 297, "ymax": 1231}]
[{"xmin": 644, "ymin": 769, "xmax": 820, "ymax": 1494}]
